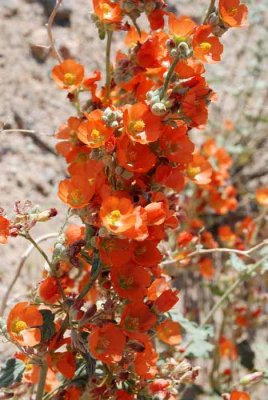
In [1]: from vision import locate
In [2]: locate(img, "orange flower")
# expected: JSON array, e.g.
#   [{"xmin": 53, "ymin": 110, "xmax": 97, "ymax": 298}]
[
  {"xmin": 89, "ymin": 323, "xmax": 126, "ymax": 364},
  {"xmin": 39, "ymin": 276, "xmax": 61, "ymax": 304},
  {"xmin": 55, "ymin": 117, "xmax": 83, "ymax": 161},
  {"xmin": 219, "ymin": 0, "xmax": 248, "ymax": 27},
  {"xmin": 111, "ymin": 262, "xmax": 151, "ymax": 300},
  {"xmin": 219, "ymin": 336, "xmax": 237, "ymax": 360},
  {"xmin": 7, "ymin": 302, "xmax": 43, "ymax": 347},
  {"xmin": 93, "ymin": 0, "xmax": 122, "ymax": 24},
  {"xmin": 132, "ymin": 332, "xmax": 158, "ymax": 378},
  {"xmin": 230, "ymin": 391, "xmax": 250, "ymax": 400},
  {"xmin": 175, "ymin": 58, "xmax": 205, "ymax": 79},
  {"xmin": 168, "ymin": 14, "xmax": 196, "ymax": 40},
  {"xmin": 154, "ymin": 289, "xmax": 179, "ymax": 313},
  {"xmin": 117, "ymin": 134, "xmax": 156, "ymax": 173},
  {"xmin": 154, "ymin": 165, "xmax": 185, "ymax": 192},
  {"xmin": 0, "ymin": 215, "xmax": 10, "ymax": 244},
  {"xmin": 156, "ymin": 319, "xmax": 182, "ymax": 345},
  {"xmin": 120, "ymin": 302, "xmax": 157, "ymax": 332},
  {"xmin": 100, "ymin": 196, "xmax": 136, "ymax": 234},
  {"xmin": 186, "ymin": 153, "xmax": 212, "ymax": 185},
  {"xmin": 48, "ymin": 351, "xmax": 76, "ymax": 379},
  {"xmin": 65, "ymin": 224, "xmax": 85, "ymax": 245},
  {"xmin": 193, "ymin": 25, "xmax": 223, "ymax": 63},
  {"xmin": 256, "ymin": 187, "xmax": 268, "ymax": 206},
  {"xmin": 58, "ymin": 174, "xmax": 96, "ymax": 209},
  {"xmin": 160, "ymin": 125, "xmax": 194, "ymax": 164},
  {"xmin": 78, "ymin": 110, "xmax": 113, "ymax": 148},
  {"xmin": 52, "ymin": 59, "xmax": 85, "ymax": 91},
  {"xmin": 147, "ymin": 278, "xmax": 170, "ymax": 301},
  {"xmin": 124, "ymin": 103, "xmax": 163, "ymax": 144},
  {"xmin": 199, "ymin": 258, "xmax": 215, "ymax": 279}
]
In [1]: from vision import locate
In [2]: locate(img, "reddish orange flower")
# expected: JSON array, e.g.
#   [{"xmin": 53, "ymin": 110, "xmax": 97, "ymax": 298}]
[
  {"xmin": 132, "ymin": 332, "xmax": 158, "ymax": 378},
  {"xmin": 160, "ymin": 125, "xmax": 194, "ymax": 164},
  {"xmin": 55, "ymin": 117, "xmax": 82, "ymax": 161},
  {"xmin": 7, "ymin": 302, "xmax": 43, "ymax": 347},
  {"xmin": 147, "ymin": 278, "xmax": 171, "ymax": 301},
  {"xmin": 136, "ymin": 35, "xmax": 165, "ymax": 69},
  {"xmin": 120, "ymin": 302, "xmax": 157, "ymax": 332},
  {"xmin": 0, "ymin": 215, "xmax": 10, "ymax": 244},
  {"xmin": 177, "ymin": 231, "xmax": 194, "ymax": 247},
  {"xmin": 186, "ymin": 153, "xmax": 212, "ymax": 185},
  {"xmin": 39, "ymin": 276, "xmax": 61, "ymax": 304},
  {"xmin": 145, "ymin": 202, "xmax": 167, "ymax": 226},
  {"xmin": 256, "ymin": 187, "xmax": 268, "ymax": 206},
  {"xmin": 156, "ymin": 319, "xmax": 182, "ymax": 345},
  {"xmin": 111, "ymin": 262, "xmax": 151, "ymax": 300},
  {"xmin": 175, "ymin": 58, "xmax": 205, "ymax": 79},
  {"xmin": 100, "ymin": 196, "xmax": 136, "ymax": 234},
  {"xmin": 117, "ymin": 135, "xmax": 156, "ymax": 173},
  {"xmin": 52, "ymin": 59, "xmax": 85, "ymax": 91},
  {"xmin": 133, "ymin": 240, "xmax": 162, "ymax": 267},
  {"xmin": 154, "ymin": 165, "xmax": 185, "ymax": 192},
  {"xmin": 219, "ymin": 336, "xmax": 237, "ymax": 360},
  {"xmin": 115, "ymin": 390, "xmax": 135, "ymax": 400},
  {"xmin": 199, "ymin": 258, "xmax": 215, "ymax": 279},
  {"xmin": 78, "ymin": 110, "xmax": 113, "ymax": 148},
  {"xmin": 98, "ymin": 237, "xmax": 134, "ymax": 266},
  {"xmin": 61, "ymin": 387, "xmax": 82, "ymax": 400},
  {"xmin": 193, "ymin": 25, "xmax": 223, "ymax": 63},
  {"xmin": 89, "ymin": 323, "xmax": 126, "ymax": 364},
  {"xmin": 48, "ymin": 351, "xmax": 76, "ymax": 379},
  {"xmin": 124, "ymin": 103, "xmax": 163, "ymax": 144},
  {"xmin": 168, "ymin": 14, "xmax": 196, "ymax": 40},
  {"xmin": 230, "ymin": 391, "xmax": 250, "ymax": 400},
  {"xmin": 154, "ymin": 289, "xmax": 179, "ymax": 313},
  {"xmin": 219, "ymin": 0, "xmax": 248, "ymax": 27},
  {"xmin": 93, "ymin": 0, "xmax": 122, "ymax": 24}
]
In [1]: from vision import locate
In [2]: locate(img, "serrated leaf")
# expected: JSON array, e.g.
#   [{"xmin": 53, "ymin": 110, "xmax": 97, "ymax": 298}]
[
  {"xmin": 230, "ymin": 253, "xmax": 247, "ymax": 272},
  {"xmin": 170, "ymin": 313, "xmax": 214, "ymax": 358},
  {"xmin": 39, "ymin": 309, "xmax": 56, "ymax": 342},
  {"xmin": 0, "ymin": 358, "xmax": 25, "ymax": 388}
]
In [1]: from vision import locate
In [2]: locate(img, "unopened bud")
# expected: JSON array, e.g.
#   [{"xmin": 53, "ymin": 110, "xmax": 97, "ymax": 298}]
[
  {"xmin": 170, "ymin": 48, "xmax": 179, "ymax": 58},
  {"xmin": 151, "ymin": 102, "xmax": 167, "ymax": 116},
  {"xmin": 208, "ymin": 12, "xmax": 219, "ymax": 25},
  {"xmin": 240, "ymin": 371, "xmax": 264, "ymax": 386},
  {"xmin": 178, "ymin": 41, "xmax": 190, "ymax": 57},
  {"xmin": 166, "ymin": 39, "xmax": 176, "ymax": 49}
]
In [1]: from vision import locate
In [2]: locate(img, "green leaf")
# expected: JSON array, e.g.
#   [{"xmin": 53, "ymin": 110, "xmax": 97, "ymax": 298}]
[
  {"xmin": 0, "ymin": 358, "xmax": 25, "ymax": 388},
  {"xmin": 230, "ymin": 253, "xmax": 247, "ymax": 272},
  {"xmin": 39, "ymin": 309, "xmax": 56, "ymax": 342},
  {"xmin": 170, "ymin": 313, "xmax": 214, "ymax": 358}
]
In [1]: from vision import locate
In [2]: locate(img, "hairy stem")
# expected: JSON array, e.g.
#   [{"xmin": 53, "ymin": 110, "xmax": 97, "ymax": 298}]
[
  {"xmin": 105, "ymin": 30, "xmax": 113, "ymax": 100},
  {"xmin": 46, "ymin": 0, "xmax": 63, "ymax": 63},
  {"xmin": 160, "ymin": 55, "xmax": 180, "ymax": 100},
  {"xmin": 203, "ymin": 0, "xmax": 216, "ymax": 24},
  {"xmin": 35, "ymin": 362, "xmax": 48, "ymax": 400}
]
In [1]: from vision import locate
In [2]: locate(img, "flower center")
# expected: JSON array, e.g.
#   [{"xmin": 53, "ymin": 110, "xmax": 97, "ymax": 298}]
[
  {"xmin": 12, "ymin": 320, "xmax": 27, "ymax": 335},
  {"xmin": 91, "ymin": 129, "xmax": 103, "ymax": 143},
  {"xmin": 101, "ymin": 3, "xmax": 112, "ymax": 18},
  {"xmin": 228, "ymin": 7, "xmax": 238, "ymax": 16},
  {"xmin": 187, "ymin": 166, "xmax": 201, "ymax": 178},
  {"xmin": 129, "ymin": 120, "xmax": 145, "ymax": 135},
  {"xmin": 107, "ymin": 209, "xmax": 121, "ymax": 226},
  {"xmin": 200, "ymin": 42, "xmax": 212, "ymax": 52},
  {"xmin": 119, "ymin": 275, "xmax": 134, "ymax": 289},
  {"xmin": 124, "ymin": 316, "xmax": 139, "ymax": 331},
  {"xmin": 69, "ymin": 189, "xmax": 84, "ymax": 206},
  {"xmin": 96, "ymin": 338, "xmax": 110, "ymax": 354},
  {"xmin": 63, "ymin": 73, "xmax": 76, "ymax": 86}
]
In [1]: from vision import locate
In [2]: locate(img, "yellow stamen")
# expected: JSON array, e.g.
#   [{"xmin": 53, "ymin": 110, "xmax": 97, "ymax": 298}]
[
  {"xmin": 187, "ymin": 166, "xmax": 201, "ymax": 178},
  {"xmin": 228, "ymin": 7, "xmax": 238, "ymax": 16},
  {"xmin": 91, "ymin": 129, "xmax": 104, "ymax": 143},
  {"xmin": 129, "ymin": 120, "xmax": 145, "ymax": 135},
  {"xmin": 63, "ymin": 73, "xmax": 76, "ymax": 86},
  {"xmin": 100, "ymin": 3, "xmax": 112, "ymax": 17},
  {"xmin": 69, "ymin": 189, "xmax": 84, "ymax": 206},
  {"xmin": 107, "ymin": 209, "xmax": 121, "ymax": 226},
  {"xmin": 12, "ymin": 320, "xmax": 27, "ymax": 335},
  {"xmin": 200, "ymin": 42, "xmax": 212, "ymax": 51}
]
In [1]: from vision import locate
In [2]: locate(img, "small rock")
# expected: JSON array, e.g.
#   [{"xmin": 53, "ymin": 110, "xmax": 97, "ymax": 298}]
[
  {"xmin": 29, "ymin": 28, "xmax": 50, "ymax": 62},
  {"xmin": 2, "ymin": 0, "xmax": 20, "ymax": 17}
]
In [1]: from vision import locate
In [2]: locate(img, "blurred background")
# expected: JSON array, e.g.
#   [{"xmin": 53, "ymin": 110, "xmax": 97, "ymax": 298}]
[{"xmin": 0, "ymin": 0, "xmax": 267, "ymax": 396}]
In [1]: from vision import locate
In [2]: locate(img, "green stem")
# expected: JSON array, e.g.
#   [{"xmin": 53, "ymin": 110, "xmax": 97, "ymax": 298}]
[
  {"xmin": 105, "ymin": 30, "xmax": 113, "ymax": 100},
  {"xmin": 35, "ymin": 362, "xmax": 48, "ymax": 400},
  {"xmin": 160, "ymin": 55, "xmax": 180, "ymax": 100}
]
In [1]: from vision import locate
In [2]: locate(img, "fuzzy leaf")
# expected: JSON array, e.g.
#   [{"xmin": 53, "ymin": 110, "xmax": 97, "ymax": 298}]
[
  {"xmin": 0, "ymin": 358, "xmax": 25, "ymax": 388},
  {"xmin": 230, "ymin": 253, "xmax": 247, "ymax": 272}
]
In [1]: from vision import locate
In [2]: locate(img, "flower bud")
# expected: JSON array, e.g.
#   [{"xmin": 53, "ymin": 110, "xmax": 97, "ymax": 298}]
[
  {"xmin": 208, "ymin": 12, "xmax": 219, "ymax": 25},
  {"xmin": 151, "ymin": 102, "xmax": 167, "ymax": 116},
  {"xmin": 240, "ymin": 371, "xmax": 264, "ymax": 386},
  {"xmin": 170, "ymin": 48, "xmax": 179, "ymax": 58},
  {"xmin": 178, "ymin": 41, "xmax": 190, "ymax": 57}
]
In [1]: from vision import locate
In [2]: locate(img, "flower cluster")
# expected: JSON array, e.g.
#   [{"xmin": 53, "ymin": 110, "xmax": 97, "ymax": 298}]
[{"xmin": 1, "ymin": 1, "xmax": 260, "ymax": 400}]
